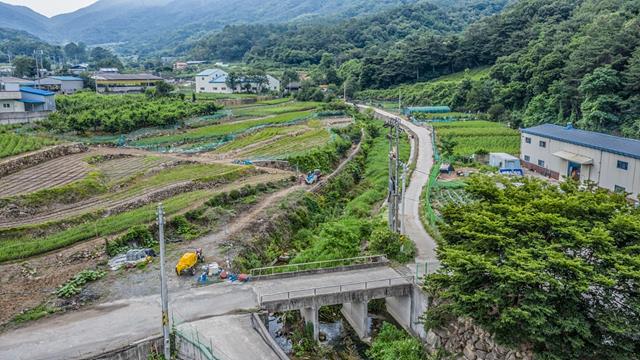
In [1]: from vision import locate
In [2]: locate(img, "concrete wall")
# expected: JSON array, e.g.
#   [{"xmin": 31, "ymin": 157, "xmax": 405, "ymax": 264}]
[{"xmin": 0, "ymin": 110, "xmax": 51, "ymax": 125}]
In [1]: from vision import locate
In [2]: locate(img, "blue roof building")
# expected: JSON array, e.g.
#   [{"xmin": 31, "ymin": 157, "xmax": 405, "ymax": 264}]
[
  {"xmin": 20, "ymin": 87, "xmax": 56, "ymax": 112},
  {"xmin": 520, "ymin": 124, "xmax": 640, "ymax": 198}
]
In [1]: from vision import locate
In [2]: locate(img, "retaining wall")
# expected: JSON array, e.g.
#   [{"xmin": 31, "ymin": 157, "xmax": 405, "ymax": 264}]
[
  {"xmin": 83, "ymin": 336, "xmax": 163, "ymax": 360},
  {"xmin": 0, "ymin": 143, "xmax": 89, "ymax": 178},
  {"xmin": 425, "ymin": 317, "xmax": 534, "ymax": 360},
  {"xmin": 0, "ymin": 111, "xmax": 51, "ymax": 125}
]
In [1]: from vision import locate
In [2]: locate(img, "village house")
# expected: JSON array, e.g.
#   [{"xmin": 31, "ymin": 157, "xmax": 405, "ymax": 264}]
[{"xmin": 521, "ymin": 123, "xmax": 640, "ymax": 199}]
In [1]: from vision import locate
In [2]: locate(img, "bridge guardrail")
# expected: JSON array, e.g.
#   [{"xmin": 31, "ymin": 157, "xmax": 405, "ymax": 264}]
[
  {"xmin": 259, "ymin": 275, "xmax": 414, "ymax": 304},
  {"xmin": 250, "ymin": 254, "xmax": 387, "ymax": 277}
]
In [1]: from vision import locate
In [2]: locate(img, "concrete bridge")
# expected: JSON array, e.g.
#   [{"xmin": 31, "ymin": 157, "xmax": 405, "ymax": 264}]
[{"xmin": 253, "ymin": 265, "xmax": 428, "ymax": 341}]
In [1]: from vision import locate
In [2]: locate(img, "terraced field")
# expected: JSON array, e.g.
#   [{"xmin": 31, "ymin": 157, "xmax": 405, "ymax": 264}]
[
  {"xmin": 0, "ymin": 153, "xmax": 91, "ymax": 197},
  {"xmin": 234, "ymin": 128, "xmax": 332, "ymax": 159},
  {"xmin": 0, "ymin": 132, "xmax": 57, "ymax": 159}
]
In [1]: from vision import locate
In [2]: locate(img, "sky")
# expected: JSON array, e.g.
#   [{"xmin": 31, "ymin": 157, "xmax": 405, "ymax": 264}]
[{"xmin": 2, "ymin": 0, "xmax": 98, "ymax": 17}]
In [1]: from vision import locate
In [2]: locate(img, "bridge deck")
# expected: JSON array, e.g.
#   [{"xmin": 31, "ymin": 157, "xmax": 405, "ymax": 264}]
[{"xmin": 255, "ymin": 266, "xmax": 412, "ymax": 312}]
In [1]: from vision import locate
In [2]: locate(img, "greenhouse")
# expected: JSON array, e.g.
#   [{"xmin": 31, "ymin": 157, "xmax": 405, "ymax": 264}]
[{"xmin": 403, "ymin": 106, "xmax": 451, "ymax": 115}]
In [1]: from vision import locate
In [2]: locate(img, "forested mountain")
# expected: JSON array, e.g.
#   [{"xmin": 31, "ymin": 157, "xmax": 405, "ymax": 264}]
[
  {"xmin": 189, "ymin": 0, "xmax": 512, "ymax": 69},
  {"xmin": 358, "ymin": 0, "xmax": 640, "ymax": 138},
  {"xmin": 0, "ymin": 2, "xmax": 49, "ymax": 37},
  {"xmin": 0, "ymin": 0, "xmax": 420, "ymax": 52},
  {"xmin": 0, "ymin": 28, "xmax": 62, "ymax": 63}
]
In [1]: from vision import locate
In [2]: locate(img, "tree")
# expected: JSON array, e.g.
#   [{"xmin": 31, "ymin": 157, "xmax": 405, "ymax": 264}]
[
  {"xmin": 155, "ymin": 81, "xmax": 174, "ymax": 97},
  {"xmin": 12, "ymin": 56, "xmax": 36, "ymax": 78},
  {"xmin": 426, "ymin": 175, "xmax": 640, "ymax": 360},
  {"xmin": 281, "ymin": 69, "xmax": 299, "ymax": 91},
  {"xmin": 439, "ymin": 135, "xmax": 458, "ymax": 159},
  {"xmin": 225, "ymin": 71, "xmax": 240, "ymax": 92}
]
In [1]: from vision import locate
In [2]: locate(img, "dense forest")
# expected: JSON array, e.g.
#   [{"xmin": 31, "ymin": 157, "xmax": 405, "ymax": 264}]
[{"xmin": 359, "ymin": 0, "xmax": 640, "ymax": 137}]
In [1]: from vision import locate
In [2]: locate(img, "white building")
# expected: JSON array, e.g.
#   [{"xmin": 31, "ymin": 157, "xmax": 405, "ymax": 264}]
[
  {"xmin": 0, "ymin": 81, "xmax": 56, "ymax": 124},
  {"xmin": 521, "ymin": 124, "xmax": 640, "ymax": 198},
  {"xmin": 195, "ymin": 69, "xmax": 280, "ymax": 94}
]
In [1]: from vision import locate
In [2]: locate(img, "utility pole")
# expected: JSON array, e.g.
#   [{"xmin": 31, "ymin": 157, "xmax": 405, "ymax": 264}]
[
  {"xmin": 401, "ymin": 162, "xmax": 407, "ymax": 234},
  {"xmin": 157, "ymin": 204, "xmax": 171, "ymax": 360},
  {"xmin": 386, "ymin": 118, "xmax": 402, "ymax": 233}
]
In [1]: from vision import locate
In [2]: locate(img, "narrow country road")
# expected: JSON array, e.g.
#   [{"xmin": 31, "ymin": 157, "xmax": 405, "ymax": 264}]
[{"xmin": 355, "ymin": 105, "xmax": 438, "ymax": 263}]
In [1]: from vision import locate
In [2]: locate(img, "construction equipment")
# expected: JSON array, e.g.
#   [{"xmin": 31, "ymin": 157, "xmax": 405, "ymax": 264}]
[
  {"xmin": 175, "ymin": 248, "xmax": 204, "ymax": 276},
  {"xmin": 305, "ymin": 169, "xmax": 322, "ymax": 185}
]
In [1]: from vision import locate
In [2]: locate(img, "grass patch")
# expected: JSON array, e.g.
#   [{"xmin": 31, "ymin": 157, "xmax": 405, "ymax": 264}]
[
  {"xmin": 232, "ymin": 102, "xmax": 321, "ymax": 117},
  {"xmin": 10, "ymin": 304, "xmax": 57, "ymax": 324}
]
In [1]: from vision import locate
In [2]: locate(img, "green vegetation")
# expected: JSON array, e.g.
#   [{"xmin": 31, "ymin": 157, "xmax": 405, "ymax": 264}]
[
  {"xmin": 433, "ymin": 121, "xmax": 519, "ymax": 157},
  {"xmin": 10, "ymin": 304, "xmax": 58, "ymax": 325},
  {"xmin": 105, "ymin": 226, "xmax": 156, "ymax": 257},
  {"xmin": 56, "ymin": 270, "xmax": 106, "ymax": 298},
  {"xmin": 368, "ymin": 322, "xmax": 429, "ymax": 360},
  {"xmin": 426, "ymin": 176, "xmax": 640, "ymax": 359},
  {"xmin": 46, "ymin": 92, "xmax": 219, "ymax": 134},
  {"xmin": 234, "ymin": 114, "xmax": 414, "ymax": 271},
  {"xmin": 0, "ymin": 131, "xmax": 57, "ymax": 159}
]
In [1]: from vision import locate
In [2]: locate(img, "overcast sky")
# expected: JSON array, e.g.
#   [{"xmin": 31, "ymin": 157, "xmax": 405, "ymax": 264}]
[{"xmin": 3, "ymin": 0, "xmax": 98, "ymax": 17}]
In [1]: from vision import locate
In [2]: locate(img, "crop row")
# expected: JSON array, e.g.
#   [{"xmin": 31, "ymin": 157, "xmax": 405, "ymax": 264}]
[
  {"xmin": 436, "ymin": 127, "xmax": 519, "ymax": 137},
  {"xmin": 432, "ymin": 120, "xmax": 506, "ymax": 129},
  {"xmin": 232, "ymin": 102, "xmax": 321, "ymax": 117},
  {"xmin": 0, "ymin": 133, "xmax": 57, "ymax": 159},
  {"xmin": 238, "ymin": 129, "xmax": 332, "ymax": 159}
]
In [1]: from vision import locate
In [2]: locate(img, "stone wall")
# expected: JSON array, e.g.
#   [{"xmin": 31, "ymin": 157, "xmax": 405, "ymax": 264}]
[
  {"xmin": 0, "ymin": 143, "xmax": 89, "ymax": 178},
  {"xmin": 425, "ymin": 318, "xmax": 534, "ymax": 360}
]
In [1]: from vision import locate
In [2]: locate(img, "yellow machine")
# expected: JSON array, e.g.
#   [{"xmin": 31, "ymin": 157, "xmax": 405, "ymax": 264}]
[{"xmin": 175, "ymin": 249, "xmax": 204, "ymax": 276}]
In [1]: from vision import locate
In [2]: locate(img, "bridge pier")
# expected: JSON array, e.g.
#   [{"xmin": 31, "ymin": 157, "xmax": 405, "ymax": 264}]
[
  {"xmin": 300, "ymin": 305, "xmax": 319, "ymax": 341},
  {"xmin": 341, "ymin": 299, "xmax": 370, "ymax": 340}
]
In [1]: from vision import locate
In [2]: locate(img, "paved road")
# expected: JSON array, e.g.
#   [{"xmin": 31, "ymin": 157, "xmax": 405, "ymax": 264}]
[
  {"xmin": 0, "ymin": 266, "xmax": 403, "ymax": 359},
  {"xmin": 357, "ymin": 105, "xmax": 438, "ymax": 263}
]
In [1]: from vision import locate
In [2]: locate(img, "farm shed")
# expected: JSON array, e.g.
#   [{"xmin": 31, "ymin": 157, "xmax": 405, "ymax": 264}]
[
  {"xmin": 490, "ymin": 153, "xmax": 521, "ymax": 169},
  {"xmin": 403, "ymin": 106, "xmax": 451, "ymax": 115}
]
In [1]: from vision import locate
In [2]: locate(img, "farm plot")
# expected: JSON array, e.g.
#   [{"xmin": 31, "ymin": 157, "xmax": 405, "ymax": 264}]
[
  {"xmin": 431, "ymin": 180, "xmax": 472, "ymax": 213},
  {"xmin": 0, "ymin": 153, "xmax": 90, "ymax": 197},
  {"xmin": 0, "ymin": 132, "xmax": 58, "ymax": 159},
  {"xmin": 232, "ymin": 101, "xmax": 321, "ymax": 117},
  {"xmin": 433, "ymin": 120, "xmax": 520, "ymax": 157},
  {"xmin": 233, "ymin": 128, "xmax": 332, "ymax": 160},
  {"xmin": 131, "ymin": 110, "xmax": 315, "ymax": 149}
]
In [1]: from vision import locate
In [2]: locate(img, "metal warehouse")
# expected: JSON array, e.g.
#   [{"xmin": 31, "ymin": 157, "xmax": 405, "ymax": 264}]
[{"xmin": 520, "ymin": 124, "xmax": 640, "ymax": 199}]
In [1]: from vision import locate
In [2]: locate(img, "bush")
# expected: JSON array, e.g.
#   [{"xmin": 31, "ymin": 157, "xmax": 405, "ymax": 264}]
[
  {"xmin": 56, "ymin": 270, "xmax": 106, "ymax": 298},
  {"xmin": 106, "ymin": 225, "xmax": 155, "ymax": 256},
  {"xmin": 367, "ymin": 322, "xmax": 429, "ymax": 360},
  {"xmin": 369, "ymin": 223, "xmax": 416, "ymax": 263}
]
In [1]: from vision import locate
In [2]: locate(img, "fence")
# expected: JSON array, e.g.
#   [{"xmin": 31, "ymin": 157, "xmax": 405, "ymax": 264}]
[
  {"xmin": 260, "ymin": 275, "xmax": 414, "ymax": 304},
  {"xmin": 172, "ymin": 312, "xmax": 224, "ymax": 360},
  {"xmin": 250, "ymin": 254, "xmax": 387, "ymax": 277}
]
